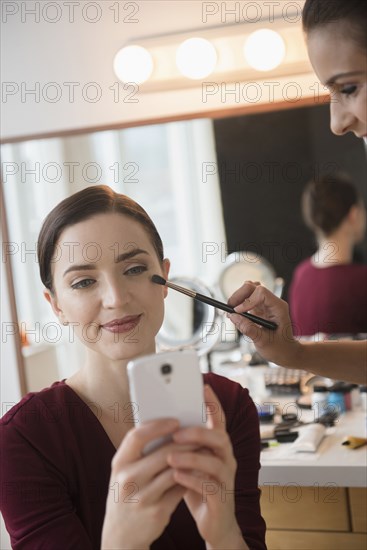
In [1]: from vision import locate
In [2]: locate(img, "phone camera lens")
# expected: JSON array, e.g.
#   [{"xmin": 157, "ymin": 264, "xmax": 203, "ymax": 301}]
[{"xmin": 161, "ymin": 364, "xmax": 172, "ymax": 375}]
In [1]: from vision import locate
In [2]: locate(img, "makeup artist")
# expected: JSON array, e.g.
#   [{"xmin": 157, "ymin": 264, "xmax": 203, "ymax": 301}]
[
  {"xmin": 0, "ymin": 186, "xmax": 266, "ymax": 550},
  {"xmin": 289, "ymin": 172, "xmax": 367, "ymax": 336},
  {"xmin": 228, "ymin": 0, "xmax": 367, "ymax": 385}
]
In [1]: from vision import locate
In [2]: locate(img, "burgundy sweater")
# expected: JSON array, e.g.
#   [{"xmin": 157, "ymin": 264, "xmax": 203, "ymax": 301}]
[
  {"xmin": 289, "ymin": 259, "xmax": 367, "ymax": 336},
  {"xmin": 1, "ymin": 373, "xmax": 266, "ymax": 550}
]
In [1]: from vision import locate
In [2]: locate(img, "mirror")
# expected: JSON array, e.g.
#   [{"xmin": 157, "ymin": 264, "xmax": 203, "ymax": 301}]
[
  {"xmin": 156, "ymin": 277, "xmax": 219, "ymax": 356},
  {"xmin": 215, "ymin": 251, "xmax": 284, "ymax": 364},
  {"xmin": 219, "ymin": 251, "xmax": 284, "ymax": 300},
  {"xmin": 2, "ymin": 102, "xmax": 366, "ymax": 396}
]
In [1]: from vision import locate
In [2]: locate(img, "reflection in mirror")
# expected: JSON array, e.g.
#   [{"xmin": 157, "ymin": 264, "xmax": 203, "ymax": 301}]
[
  {"xmin": 162, "ymin": 294, "xmax": 205, "ymax": 341},
  {"xmin": 157, "ymin": 277, "xmax": 219, "ymax": 357},
  {"xmin": 1, "ymin": 120, "xmax": 226, "ymax": 392}
]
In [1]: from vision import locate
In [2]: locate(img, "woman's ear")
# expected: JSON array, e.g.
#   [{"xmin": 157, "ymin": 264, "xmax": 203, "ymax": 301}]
[
  {"xmin": 349, "ymin": 203, "xmax": 367, "ymax": 242},
  {"xmin": 347, "ymin": 205, "xmax": 359, "ymax": 224},
  {"xmin": 43, "ymin": 289, "xmax": 68, "ymax": 325},
  {"xmin": 162, "ymin": 259, "xmax": 170, "ymax": 299}
]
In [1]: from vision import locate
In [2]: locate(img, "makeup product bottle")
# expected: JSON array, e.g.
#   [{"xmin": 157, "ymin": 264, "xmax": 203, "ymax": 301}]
[
  {"xmin": 327, "ymin": 384, "xmax": 346, "ymax": 415},
  {"xmin": 360, "ymin": 386, "xmax": 367, "ymax": 412},
  {"xmin": 311, "ymin": 385, "xmax": 329, "ymax": 420},
  {"xmin": 342, "ymin": 383, "xmax": 353, "ymax": 411},
  {"xmin": 350, "ymin": 384, "xmax": 361, "ymax": 410}
]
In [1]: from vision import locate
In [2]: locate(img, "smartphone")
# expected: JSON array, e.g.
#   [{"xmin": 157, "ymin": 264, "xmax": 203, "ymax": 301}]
[{"xmin": 127, "ymin": 350, "xmax": 205, "ymax": 453}]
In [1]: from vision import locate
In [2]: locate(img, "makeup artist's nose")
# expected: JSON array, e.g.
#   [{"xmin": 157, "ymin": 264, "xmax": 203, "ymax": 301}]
[
  {"xmin": 102, "ymin": 277, "xmax": 130, "ymax": 308},
  {"xmin": 330, "ymin": 100, "xmax": 355, "ymax": 136}
]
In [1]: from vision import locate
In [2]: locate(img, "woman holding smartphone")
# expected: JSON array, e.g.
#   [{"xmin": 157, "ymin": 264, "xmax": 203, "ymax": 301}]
[
  {"xmin": 229, "ymin": 0, "xmax": 367, "ymax": 385},
  {"xmin": 0, "ymin": 185, "xmax": 266, "ymax": 550}
]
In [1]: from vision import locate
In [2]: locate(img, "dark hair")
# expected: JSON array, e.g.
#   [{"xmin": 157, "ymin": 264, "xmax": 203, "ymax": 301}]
[
  {"xmin": 302, "ymin": 0, "xmax": 367, "ymax": 52},
  {"xmin": 37, "ymin": 185, "xmax": 164, "ymax": 291},
  {"xmin": 301, "ymin": 173, "xmax": 361, "ymax": 236}
]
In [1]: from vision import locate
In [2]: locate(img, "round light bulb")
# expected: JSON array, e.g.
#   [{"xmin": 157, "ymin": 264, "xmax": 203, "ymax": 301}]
[
  {"xmin": 176, "ymin": 38, "xmax": 217, "ymax": 80},
  {"xmin": 113, "ymin": 45, "xmax": 153, "ymax": 84},
  {"xmin": 244, "ymin": 29, "xmax": 285, "ymax": 71}
]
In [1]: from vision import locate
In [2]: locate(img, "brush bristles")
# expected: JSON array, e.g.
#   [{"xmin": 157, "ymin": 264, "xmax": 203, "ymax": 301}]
[
  {"xmin": 151, "ymin": 274, "xmax": 167, "ymax": 285},
  {"xmin": 151, "ymin": 275, "xmax": 196, "ymax": 299}
]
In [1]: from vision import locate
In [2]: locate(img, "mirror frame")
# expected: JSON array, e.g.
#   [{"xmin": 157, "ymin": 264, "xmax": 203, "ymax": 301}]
[
  {"xmin": 156, "ymin": 277, "xmax": 219, "ymax": 356},
  {"xmin": 0, "ymin": 182, "xmax": 27, "ymax": 396},
  {"xmin": 0, "ymin": 96, "xmax": 317, "ymax": 145}
]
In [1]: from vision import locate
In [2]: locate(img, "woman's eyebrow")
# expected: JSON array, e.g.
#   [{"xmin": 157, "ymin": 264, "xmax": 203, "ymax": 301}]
[
  {"xmin": 325, "ymin": 71, "xmax": 364, "ymax": 87},
  {"xmin": 114, "ymin": 248, "xmax": 149, "ymax": 263},
  {"xmin": 63, "ymin": 248, "xmax": 149, "ymax": 277}
]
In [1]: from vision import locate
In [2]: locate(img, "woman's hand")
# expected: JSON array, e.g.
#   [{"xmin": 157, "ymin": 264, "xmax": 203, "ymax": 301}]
[
  {"xmin": 167, "ymin": 385, "xmax": 247, "ymax": 550},
  {"xmin": 101, "ymin": 418, "xmax": 187, "ymax": 550},
  {"xmin": 227, "ymin": 281, "xmax": 301, "ymax": 367}
]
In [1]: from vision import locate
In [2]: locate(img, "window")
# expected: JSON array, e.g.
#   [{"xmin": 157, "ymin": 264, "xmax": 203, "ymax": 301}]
[{"xmin": 1, "ymin": 119, "xmax": 226, "ymax": 382}]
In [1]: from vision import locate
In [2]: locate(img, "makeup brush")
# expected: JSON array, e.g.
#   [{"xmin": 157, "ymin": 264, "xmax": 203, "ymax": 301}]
[{"xmin": 152, "ymin": 275, "xmax": 277, "ymax": 331}]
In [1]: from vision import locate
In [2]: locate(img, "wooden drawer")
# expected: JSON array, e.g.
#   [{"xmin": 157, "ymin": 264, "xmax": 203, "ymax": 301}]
[
  {"xmin": 260, "ymin": 485, "xmax": 349, "ymax": 531},
  {"xmin": 349, "ymin": 488, "xmax": 367, "ymax": 533},
  {"xmin": 266, "ymin": 530, "xmax": 367, "ymax": 550}
]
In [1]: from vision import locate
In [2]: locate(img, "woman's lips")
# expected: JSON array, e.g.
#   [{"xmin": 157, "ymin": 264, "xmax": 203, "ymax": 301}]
[{"xmin": 101, "ymin": 315, "xmax": 142, "ymax": 333}]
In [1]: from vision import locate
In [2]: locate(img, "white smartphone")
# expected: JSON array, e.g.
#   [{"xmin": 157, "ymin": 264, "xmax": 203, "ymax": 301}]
[{"xmin": 127, "ymin": 350, "xmax": 205, "ymax": 453}]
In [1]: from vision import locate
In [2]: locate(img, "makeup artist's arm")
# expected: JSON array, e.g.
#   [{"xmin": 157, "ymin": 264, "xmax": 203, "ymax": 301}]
[{"xmin": 228, "ymin": 282, "xmax": 367, "ymax": 385}]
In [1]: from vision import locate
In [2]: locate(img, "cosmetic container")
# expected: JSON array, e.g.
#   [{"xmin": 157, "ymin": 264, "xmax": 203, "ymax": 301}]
[
  {"xmin": 311, "ymin": 385, "xmax": 329, "ymax": 420},
  {"xmin": 350, "ymin": 384, "xmax": 361, "ymax": 410},
  {"xmin": 360, "ymin": 386, "xmax": 367, "ymax": 412},
  {"xmin": 327, "ymin": 384, "xmax": 346, "ymax": 415},
  {"xmin": 341, "ymin": 383, "xmax": 354, "ymax": 411}
]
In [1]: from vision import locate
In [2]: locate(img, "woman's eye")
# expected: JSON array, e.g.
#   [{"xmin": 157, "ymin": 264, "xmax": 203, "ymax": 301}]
[
  {"xmin": 125, "ymin": 265, "xmax": 147, "ymax": 276},
  {"xmin": 341, "ymin": 85, "xmax": 357, "ymax": 96},
  {"xmin": 71, "ymin": 279, "xmax": 95, "ymax": 289}
]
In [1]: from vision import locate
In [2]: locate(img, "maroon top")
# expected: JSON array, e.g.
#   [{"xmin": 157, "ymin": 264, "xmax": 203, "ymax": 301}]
[
  {"xmin": 1, "ymin": 373, "xmax": 266, "ymax": 550},
  {"xmin": 289, "ymin": 258, "xmax": 367, "ymax": 336}
]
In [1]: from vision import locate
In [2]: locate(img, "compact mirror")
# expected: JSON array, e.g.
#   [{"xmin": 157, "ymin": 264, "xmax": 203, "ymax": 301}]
[
  {"xmin": 156, "ymin": 277, "xmax": 219, "ymax": 356},
  {"xmin": 218, "ymin": 251, "xmax": 284, "ymax": 300}
]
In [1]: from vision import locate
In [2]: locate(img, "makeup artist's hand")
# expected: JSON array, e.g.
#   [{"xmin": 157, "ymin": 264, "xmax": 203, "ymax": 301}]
[
  {"xmin": 101, "ymin": 419, "xmax": 188, "ymax": 550},
  {"xmin": 227, "ymin": 281, "xmax": 301, "ymax": 367},
  {"xmin": 167, "ymin": 385, "xmax": 248, "ymax": 550}
]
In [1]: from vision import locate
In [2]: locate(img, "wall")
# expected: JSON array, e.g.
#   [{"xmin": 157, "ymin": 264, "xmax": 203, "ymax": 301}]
[{"xmin": 0, "ymin": 0, "xmax": 316, "ymax": 140}]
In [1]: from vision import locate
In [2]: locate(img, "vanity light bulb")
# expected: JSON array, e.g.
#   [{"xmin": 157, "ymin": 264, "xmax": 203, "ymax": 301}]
[
  {"xmin": 244, "ymin": 29, "xmax": 285, "ymax": 71},
  {"xmin": 113, "ymin": 45, "xmax": 154, "ymax": 84},
  {"xmin": 176, "ymin": 37, "xmax": 217, "ymax": 80}
]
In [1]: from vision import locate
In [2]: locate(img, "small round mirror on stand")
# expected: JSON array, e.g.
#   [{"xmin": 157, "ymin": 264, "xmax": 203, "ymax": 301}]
[
  {"xmin": 218, "ymin": 251, "xmax": 284, "ymax": 301},
  {"xmin": 156, "ymin": 277, "xmax": 219, "ymax": 362},
  {"xmin": 215, "ymin": 251, "xmax": 284, "ymax": 364}
]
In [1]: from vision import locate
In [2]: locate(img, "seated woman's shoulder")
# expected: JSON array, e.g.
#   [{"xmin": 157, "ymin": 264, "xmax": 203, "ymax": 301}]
[
  {"xmin": 203, "ymin": 372, "xmax": 254, "ymax": 422},
  {"xmin": 1, "ymin": 380, "xmax": 68, "ymax": 428}
]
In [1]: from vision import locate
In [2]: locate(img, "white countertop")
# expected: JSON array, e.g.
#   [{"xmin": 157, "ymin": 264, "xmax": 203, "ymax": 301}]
[
  {"xmin": 210, "ymin": 354, "xmax": 367, "ymax": 487},
  {"xmin": 259, "ymin": 410, "xmax": 367, "ymax": 487}
]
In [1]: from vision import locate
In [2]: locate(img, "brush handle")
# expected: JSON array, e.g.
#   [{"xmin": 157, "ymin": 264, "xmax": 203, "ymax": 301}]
[{"xmin": 194, "ymin": 292, "xmax": 277, "ymax": 331}]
